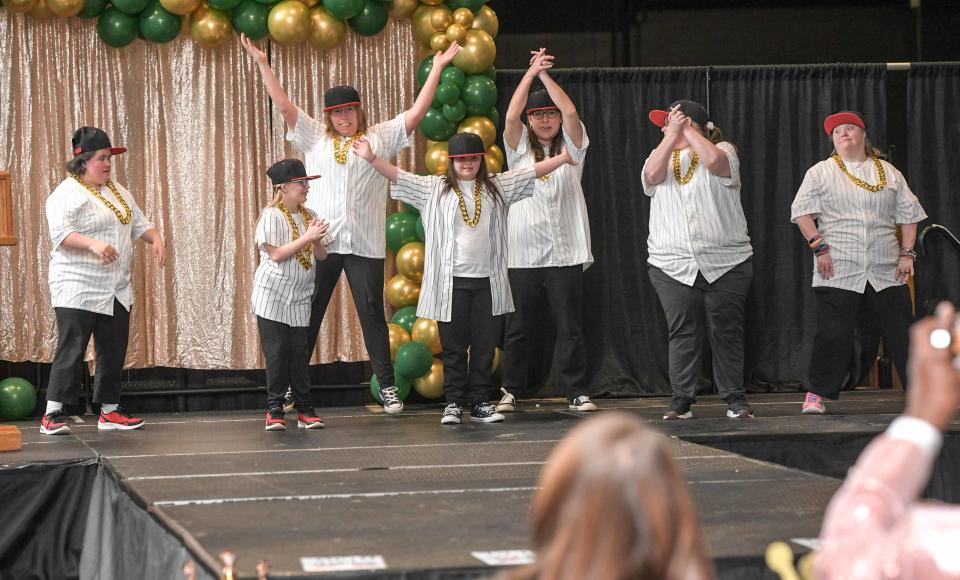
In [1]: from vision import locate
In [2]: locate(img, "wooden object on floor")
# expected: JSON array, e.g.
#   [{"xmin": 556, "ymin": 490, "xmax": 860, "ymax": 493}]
[
  {"xmin": 0, "ymin": 171, "xmax": 15, "ymax": 246},
  {"xmin": 0, "ymin": 425, "xmax": 22, "ymax": 452}
]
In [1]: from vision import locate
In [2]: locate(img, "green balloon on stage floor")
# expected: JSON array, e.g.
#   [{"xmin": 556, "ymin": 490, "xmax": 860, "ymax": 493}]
[
  {"xmin": 416, "ymin": 55, "xmax": 434, "ymax": 88},
  {"xmin": 386, "ymin": 211, "xmax": 418, "ymax": 253},
  {"xmin": 111, "ymin": 0, "xmax": 149, "ymax": 15},
  {"xmin": 139, "ymin": 1, "xmax": 182, "ymax": 43},
  {"xmin": 347, "ymin": 0, "xmax": 387, "ymax": 36},
  {"xmin": 415, "ymin": 215, "xmax": 425, "ymax": 242},
  {"xmin": 394, "ymin": 342, "xmax": 433, "ymax": 379},
  {"xmin": 232, "ymin": 0, "xmax": 271, "ymax": 40},
  {"xmin": 440, "ymin": 65, "xmax": 465, "ymax": 88},
  {"xmin": 207, "ymin": 0, "xmax": 242, "ymax": 11},
  {"xmin": 0, "ymin": 377, "xmax": 37, "ymax": 421},
  {"xmin": 97, "ymin": 8, "xmax": 140, "ymax": 48},
  {"xmin": 322, "ymin": 0, "xmax": 363, "ymax": 20},
  {"xmin": 391, "ymin": 306, "xmax": 418, "ymax": 333},
  {"xmin": 462, "ymin": 74, "xmax": 497, "ymax": 117},
  {"xmin": 370, "ymin": 372, "xmax": 412, "ymax": 403},
  {"xmin": 79, "ymin": 0, "xmax": 108, "ymax": 18}
]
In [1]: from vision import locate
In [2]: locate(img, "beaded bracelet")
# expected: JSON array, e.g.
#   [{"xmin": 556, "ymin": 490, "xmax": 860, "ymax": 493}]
[
  {"xmin": 814, "ymin": 243, "xmax": 830, "ymax": 257},
  {"xmin": 808, "ymin": 235, "xmax": 824, "ymax": 250},
  {"xmin": 899, "ymin": 248, "xmax": 917, "ymax": 260}
]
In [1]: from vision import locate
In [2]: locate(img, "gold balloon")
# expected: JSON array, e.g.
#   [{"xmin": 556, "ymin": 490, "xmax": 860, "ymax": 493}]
[
  {"xmin": 418, "ymin": 45, "xmax": 435, "ymax": 63},
  {"xmin": 424, "ymin": 140, "xmax": 449, "ymax": 176},
  {"xmin": 484, "ymin": 152, "xmax": 502, "ymax": 174},
  {"xmin": 413, "ymin": 358, "xmax": 445, "ymax": 399},
  {"xmin": 452, "ymin": 29, "xmax": 496, "ymax": 75},
  {"xmin": 411, "ymin": 4, "xmax": 439, "ymax": 46},
  {"xmin": 397, "ymin": 242, "xmax": 426, "ymax": 284},
  {"xmin": 411, "ymin": 318, "xmax": 442, "ymax": 355},
  {"xmin": 492, "ymin": 346, "xmax": 502, "ymax": 372},
  {"xmin": 429, "ymin": 31, "xmax": 451, "ymax": 52},
  {"xmin": 445, "ymin": 22, "xmax": 467, "ymax": 44},
  {"xmin": 387, "ymin": 0, "xmax": 417, "ymax": 19},
  {"xmin": 48, "ymin": 0, "xmax": 84, "ymax": 18},
  {"xmin": 4, "ymin": 0, "xmax": 38, "ymax": 12},
  {"xmin": 429, "ymin": 5, "xmax": 452, "ymax": 32},
  {"xmin": 388, "ymin": 323, "xmax": 411, "ymax": 361},
  {"xmin": 308, "ymin": 6, "xmax": 346, "ymax": 49},
  {"xmin": 161, "ymin": 0, "xmax": 201, "ymax": 17},
  {"xmin": 487, "ymin": 144, "xmax": 505, "ymax": 167},
  {"xmin": 28, "ymin": 0, "xmax": 54, "ymax": 18},
  {"xmin": 190, "ymin": 5, "xmax": 233, "ymax": 48},
  {"xmin": 452, "ymin": 6, "xmax": 473, "ymax": 27},
  {"xmin": 386, "ymin": 274, "xmax": 421, "ymax": 308},
  {"xmin": 458, "ymin": 116, "xmax": 497, "ymax": 150},
  {"xmin": 471, "ymin": 5, "xmax": 498, "ymax": 39},
  {"xmin": 269, "ymin": 0, "xmax": 311, "ymax": 45}
]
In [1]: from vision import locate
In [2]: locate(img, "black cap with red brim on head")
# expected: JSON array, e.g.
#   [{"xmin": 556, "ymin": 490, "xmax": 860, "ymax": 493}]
[
  {"xmin": 648, "ymin": 99, "xmax": 709, "ymax": 129},
  {"xmin": 447, "ymin": 132, "xmax": 485, "ymax": 158},
  {"xmin": 525, "ymin": 90, "xmax": 559, "ymax": 115},
  {"xmin": 323, "ymin": 85, "xmax": 361, "ymax": 112},
  {"xmin": 823, "ymin": 111, "xmax": 865, "ymax": 136},
  {"xmin": 267, "ymin": 159, "xmax": 321, "ymax": 185},
  {"xmin": 72, "ymin": 127, "xmax": 127, "ymax": 156}
]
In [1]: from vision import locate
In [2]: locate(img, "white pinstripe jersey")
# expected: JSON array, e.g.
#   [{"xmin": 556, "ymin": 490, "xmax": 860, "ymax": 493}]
[
  {"xmin": 391, "ymin": 167, "xmax": 538, "ymax": 322},
  {"xmin": 791, "ymin": 157, "xmax": 927, "ymax": 293},
  {"xmin": 251, "ymin": 207, "xmax": 316, "ymax": 327},
  {"xmin": 287, "ymin": 110, "xmax": 409, "ymax": 259},
  {"xmin": 642, "ymin": 141, "xmax": 753, "ymax": 286},
  {"xmin": 46, "ymin": 177, "xmax": 153, "ymax": 315},
  {"xmin": 505, "ymin": 122, "xmax": 593, "ymax": 269}
]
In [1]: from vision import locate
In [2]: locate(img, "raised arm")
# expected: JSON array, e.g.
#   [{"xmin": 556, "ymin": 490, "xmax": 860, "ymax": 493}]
[
  {"xmin": 504, "ymin": 48, "xmax": 552, "ymax": 150},
  {"xmin": 405, "ymin": 43, "xmax": 462, "ymax": 135},
  {"xmin": 352, "ymin": 137, "xmax": 398, "ymax": 183},
  {"xmin": 643, "ymin": 105, "xmax": 685, "ymax": 186},
  {"xmin": 241, "ymin": 34, "xmax": 299, "ymax": 132},
  {"xmin": 683, "ymin": 123, "xmax": 730, "ymax": 177},
  {"xmin": 537, "ymin": 60, "xmax": 583, "ymax": 148}
]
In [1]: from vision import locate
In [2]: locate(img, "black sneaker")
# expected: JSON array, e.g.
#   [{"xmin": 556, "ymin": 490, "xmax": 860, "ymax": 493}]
[
  {"xmin": 440, "ymin": 403, "xmax": 462, "ymax": 425},
  {"xmin": 726, "ymin": 397, "xmax": 755, "ymax": 419},
  {"xmin": 264, "ymin": 407, "xmax": 286, "ymax": 431},
  {"xmin": 282, "ymin": 388, "xmax": 294, "ymax": 414},
  {"xmin": 470, "ymin": 402, "xmax": 505, "ymax": 423},
  {"xmin": 663, "ymin": 397, "xmax": 693, "ymax": 420}
]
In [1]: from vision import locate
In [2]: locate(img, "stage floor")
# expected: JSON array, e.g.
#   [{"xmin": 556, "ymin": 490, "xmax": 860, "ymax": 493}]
[{"xmin": 5, "ymin": 391, "xmax": 929, "ymax": 578}]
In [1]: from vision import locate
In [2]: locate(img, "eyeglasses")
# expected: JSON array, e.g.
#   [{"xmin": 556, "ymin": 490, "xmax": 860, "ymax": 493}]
[{"xmin": 530, "ymin": 110, "xmax": 560, "ymax": 120}]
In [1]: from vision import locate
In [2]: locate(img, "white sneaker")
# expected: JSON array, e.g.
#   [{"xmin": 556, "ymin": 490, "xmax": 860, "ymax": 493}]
[
  {"xmin": 380, "ymin": 385, "xmax": 404, "ymax": 415},
  {"xmin": 496, "ymin": 388, "xmax": 516, "ymax": 412},
  {"xmin": 440, "ymin": 403, "xmax": 462, "ymax": 425},
  {"xmin": 569, "ymin": 396, "xmax": 598, "ymax": 412}
]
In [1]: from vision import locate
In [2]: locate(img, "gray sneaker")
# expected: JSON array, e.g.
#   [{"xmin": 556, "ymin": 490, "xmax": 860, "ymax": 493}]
[
  {"xmin": 495, "ymin": 388, "xmax": 516, "ymax": 412},
  {"xmin": 569, "ymin": 396, "xmax": 598, "ymax": 412}
]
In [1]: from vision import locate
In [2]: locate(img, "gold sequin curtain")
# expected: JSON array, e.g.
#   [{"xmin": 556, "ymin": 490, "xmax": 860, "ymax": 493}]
[{"xmin": 0, "ymin": 11, "xmax": 418, "ymax": 369}]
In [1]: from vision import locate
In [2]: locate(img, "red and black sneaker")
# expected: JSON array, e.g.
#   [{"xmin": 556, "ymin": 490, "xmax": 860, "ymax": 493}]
[
  {"xmin": 98, "ymin": 408, "xmax": 145, "ymax": 431},
  {"xmin": 265, "ymin": 408, "xmax": 286, "ymax": 431},
  {"xmin": 297, "ymin": 408, "xmax": 325, "ymax": 430},
  {"xmin": 40, "ymin": 410, "xmax": 71, "ymax": 435}
]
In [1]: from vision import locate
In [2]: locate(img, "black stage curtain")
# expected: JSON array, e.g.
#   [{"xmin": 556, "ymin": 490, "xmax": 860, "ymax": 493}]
[
  {"xmin": 908, "ymin": 63, "xmax": 960, "ymax": 315},
  {"xmin": 496, "ymin": 65, "xmax": 886, "ymax": 396}
]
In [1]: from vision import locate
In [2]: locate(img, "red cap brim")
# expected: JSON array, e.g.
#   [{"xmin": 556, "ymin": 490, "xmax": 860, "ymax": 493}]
[
  {"xmin": 323, "ymin": 101, "xmax": 361, "ymax": 112},
  {"xmin": 648, "ymin": 110, "xmax": 668, "ymax": 128},
  {"xmin": 824, "ymin": 112, "xmax": 865, "ymax": 136},
  {"xmin": 526, "ymin": 105, "xmax": 560, "ymax": 115},
  {"xmin": 108, "ymin": 147, "xmax": 127, "ymax": 155},
  {"xmin": 289, "ymin": 174, "xmax": 322, "ymax": 182}
]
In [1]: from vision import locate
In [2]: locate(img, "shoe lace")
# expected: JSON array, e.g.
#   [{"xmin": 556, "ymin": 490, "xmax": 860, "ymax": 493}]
[
  {"xmin": 475, "ymin": 402, "xmax": 495, "ymax": 414},
  {"xmin": 46, "ymin": 410, "xmax": 65, "ymax": 422},
  {"xmin": 268, "ymin": 408, "xmax": 284, "ymax": 419},
  {"xmin": 381, "ymin": 385, "xmax": 400, "ymax": 404},
  {"xmin": 444, "ymin": 403, "xmax": 461, "ymax": 415},
  {"xmin": 806, "ymin": 393, "xmax": 822, "ymax": 403},
  {"xmin": 500, "ymin": 387, "xmax": 513, "ymax": 400}
]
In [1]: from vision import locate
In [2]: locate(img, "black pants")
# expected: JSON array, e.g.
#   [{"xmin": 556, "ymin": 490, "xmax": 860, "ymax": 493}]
[
  {"xmin": 502, "ymin": 266, "xmax": 588, "ymax": 399},
  {"xmin": 808, "ymin": 283, "xmax": 912, "ymax": 400},
  {"xmin": 437, "ymin": 277, "xmax": 503, "ymax": 405},
  {"xmin": 648, "ymin": 259, "xmax": 753, "ymax": 403},
  {"xmin": 307, "ymin": 253, "xmax": 394, "ymax": 387},
  {"xmin": 258, "ymin": 316, "xmax": 311, "ymax": 411},
  {"xmin": 47, "ymin": 299, "xmax": 130, "ymax": 406}
]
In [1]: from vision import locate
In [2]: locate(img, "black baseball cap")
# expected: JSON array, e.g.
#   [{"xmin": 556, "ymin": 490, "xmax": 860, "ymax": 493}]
[
  {"xmin": 267, "ymin": 159, "xmax": 321, "ymax": 185},
  {"xmin": 648, "ymin": 99, "xmax": 709, "ymax": 128},
  {"xmin": 324, "ymin": 85, "xmax": 361, "ymax": 112},
  {"xmin": 525, "ymin": 90, "xmax": 559, "ymax": 114},
  {"xmin": 71, "ymin": 127, "xmax": 126, "ymax": 156},
  {"xmin": 447, "ymin": 133, "xmax": 485, "ymax": 158}
]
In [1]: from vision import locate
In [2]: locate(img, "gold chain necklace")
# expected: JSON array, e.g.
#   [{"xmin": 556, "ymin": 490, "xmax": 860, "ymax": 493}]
[
  {"xmin": 333, "ymin": 131, "xmax": 364, "ymax": 165},
  {"xmin": 276, "ymin": 201, "xmax": 313, "ymax": 270},
  {"xmin": 671, "ymin": 149, "xmax": 699, "ymax": 185},
  {"xmin": 73, "ymin": 175, "xmax": 131, "ymax": 224},
  {"xmin": 452, "ymin": 180, "xmax": 483, "ymax": 228},
  {"xmin": 831, "ymin": 154, "xmax": 887, "ymax": 192}
]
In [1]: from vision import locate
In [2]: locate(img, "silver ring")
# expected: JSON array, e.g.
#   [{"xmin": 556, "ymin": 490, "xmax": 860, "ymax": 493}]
[{"xmin": 930, "ymin": 328, "xmax": 951, "ymax": 349}]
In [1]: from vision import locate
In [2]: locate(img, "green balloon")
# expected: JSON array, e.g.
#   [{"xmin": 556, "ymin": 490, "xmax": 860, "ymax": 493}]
[
  {"xmin": 348, "ymin": 0, "xmax": 387, "ymax": 36},
  {"xmin": 97, "ymin": 8, "xmax": 140, "ymax": 48},
  {"xmin": 436, "ymin": 82, "xmax": 460, "ymax": 106},
  {"xmin": 323, "ymin": 0, "xmax": 364, "ymax": 19},
  {"xmin": 79, "ymin": 0, "xmax": 108, "ymax": 18},
  {"xmin": 370, "ymin": 372, "xmax": 412, "ymax": 403},
  {"xmin": 440, "ymin": 65, "xmax": 466, "ymax": 88},
  {"xmin": 442, "ymin": 100, "xmax": 466, "ymax": 123},
  {"xmin": 419, "ymin": 107, "xmax": 456, "ymax": 142},
  {"xmin": 138, "ymin": 1, "xmax": 181, "ymax": 44},
  {"xmin": 401, "ymin": 202, "xmax": 420, "ymax": 217},
  {"xmin": 447, "ymin": 0, "xmax": 484, "ymax": 11},
  {"xmin": 391, "ymin": 306, "xmax": 418, "ymax": 333},
  {"xmin": 462, "ymin": 75, "xmax": 497, "ymax": 116},
  {"xmin": 0, "ymin": 377, "xmax": 37, "ymax": 420},
  {"xmin": 111, "ymin": 0, "xmax": 150, "ymax": 15},
  {"xmin": 252, "ymin": 0, "xmax": 278, "ymax": 4},
  {"xmin": 208, "ymin": 0, "xmax": 242, "ymax": 10},
  {"xmin": 394, "ymin": 342, "xmax": 434, "ymax": 379},
  {"xmin": 232, "ymin": 0, "xmax": 271, "ymax": 40},
  {"xmin": 484, "ymin": 66, "xmax": 496, "ymax": 81},
  {"xmin": 487, "ymin": 107, "xmax": 499, "ymax": 130},
  {"xmin": 386, "ymin": 211, "xmax": 418, "ymax": 252},
  {"xmin": 416, "ymin": 55, "xmax": 434, "ymax": 88},
  {"xmin": 415, "ymin": 215, "xmax": 425, "ymax": 242}
]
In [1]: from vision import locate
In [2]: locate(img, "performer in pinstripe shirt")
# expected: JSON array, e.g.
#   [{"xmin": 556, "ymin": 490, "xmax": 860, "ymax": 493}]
[
  {"xmin": 255, "ymin": 159, "xmax": 329, "ymax": 431},
  {"xmin": 40, "ymin": 127, "xmax": 165, "ymax": 435},
  {"xmin": 498, "ymin": 48, "xmax": 596, "ymax": 414},
  {"xmin": 642, "ymin": 101, "xmax": 755, "ymax": 421},
  {"xmin": 241, "ymin": 35, "xmax": 461, "ymax": 415},
  {"xmin": 791, "ymin": 111, "xmax": 927, "ymax": 415},
  {"xmin": 351, "ymin": 132, "xmax": 575, "ymax": 426}
]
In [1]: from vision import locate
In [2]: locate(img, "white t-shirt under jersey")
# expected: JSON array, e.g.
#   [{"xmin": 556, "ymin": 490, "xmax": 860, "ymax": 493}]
[{"xmin": 452, "ymin": 179, "xmax": 492, "ymax": 278}]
